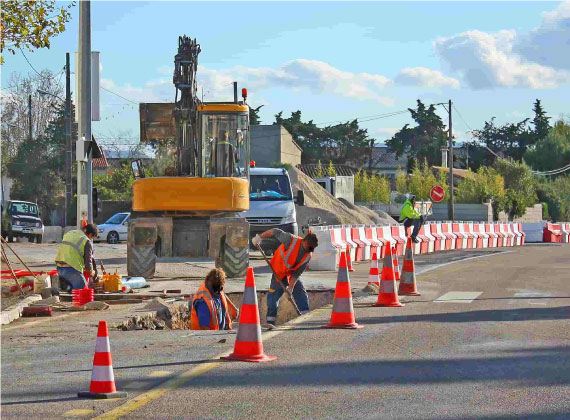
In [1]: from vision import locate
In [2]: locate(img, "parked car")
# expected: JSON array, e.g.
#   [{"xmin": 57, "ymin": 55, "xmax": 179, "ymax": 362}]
[
  {"xmin": 96, "ymin": 212, "xmax": 130, "ymax": 244},
  {"xmin": 1, "ymin": 200, "xmax": 44, "ymax": 243}
]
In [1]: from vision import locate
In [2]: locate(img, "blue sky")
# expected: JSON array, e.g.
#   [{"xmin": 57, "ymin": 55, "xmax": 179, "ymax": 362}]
[{"xmin": 2, "ymin": 1, "xmax": 569, "ymax": 147}]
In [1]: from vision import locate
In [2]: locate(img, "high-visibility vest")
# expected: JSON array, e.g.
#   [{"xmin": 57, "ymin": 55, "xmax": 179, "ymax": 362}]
[
  {"xmin": 270, "ymin": 235, "xmax": 311, "ymax": 282},
  {"xmin": 190, "ymin": 283, "xmax": 235, "ymax": 330},
  {"xmin": 54, "ymin": 230, "xmax": 89, "ymax": 273}
]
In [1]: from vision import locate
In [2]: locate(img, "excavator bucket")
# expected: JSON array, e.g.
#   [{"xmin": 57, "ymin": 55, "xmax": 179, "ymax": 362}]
[{"xmin": 140, "ymin": 103, "xmax": 175, "ymax": 142}]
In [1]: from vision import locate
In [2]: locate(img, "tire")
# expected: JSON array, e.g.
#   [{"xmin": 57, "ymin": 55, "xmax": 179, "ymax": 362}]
[
  {"xmin": 7, "ymin": 232, "xmax": 14, "ymax": 243},
  {"xmin": 35, "ymin": 235, "xmax": 43, "ymax": 244},
  {"xmin": 28, "ymin": 236, "xmax": 34, "ymax": 243},
  {"xmin": 127, "ymin": 244, "xmax": 156, "ymax": 278},
  {"xmin": 220, "ymin": 242, "xmax": 249, "ymax": 278},
  {"xmin": 107, "ymin": 231, "xmax": 119, "ymax": 244}
]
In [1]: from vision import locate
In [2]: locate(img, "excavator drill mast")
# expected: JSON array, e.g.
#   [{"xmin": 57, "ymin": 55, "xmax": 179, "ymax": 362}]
[{"xmin": 173, "ymin": 36, "xmax": 201, "ymax": 176}]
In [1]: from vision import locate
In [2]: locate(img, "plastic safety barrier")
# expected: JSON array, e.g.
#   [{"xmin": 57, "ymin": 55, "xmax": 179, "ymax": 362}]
[
  {"xmin": 390, "ymin": 226, "xmax": 405, "ymax": 256},
  {"xmin": 543, "ymin": 222, "xmax": 563, "ymax": 243},
  {"xmin": 365, "ymin": 226, "xmax": 384, "ymax": 259}
]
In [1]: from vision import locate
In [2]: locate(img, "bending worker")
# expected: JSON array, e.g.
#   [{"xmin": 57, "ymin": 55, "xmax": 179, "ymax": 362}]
[
  {"xmin": 190, "ymin": 268, "xmax": 239, "ymax": 330},
  {"xmin": 399, "ymin": 194, "xmax": 424, "ymax": 243},
  {"xmin": 252, "ymin": 229, "xmax": 319, "ymax": 328},
  {"xmin": 55, "ymin": 223, "xmax": 98, "ymax": 290}
]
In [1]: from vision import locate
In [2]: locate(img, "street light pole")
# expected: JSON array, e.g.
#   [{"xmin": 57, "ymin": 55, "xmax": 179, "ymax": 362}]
[{"xmin": 65, "ymin": 52, "xmax": 72, "ymax": 227}]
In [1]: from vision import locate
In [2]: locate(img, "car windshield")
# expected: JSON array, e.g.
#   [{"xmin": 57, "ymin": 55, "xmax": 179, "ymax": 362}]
[
  {"xmin": 10, "ymin": 202, "xmax": 38, "ymax": 216},
  {"xmin": 250, "ymin": 175, "xmax": 293, "ymax": 201},
  {"xmin": 105, "ymin": 214, "xmax": 127, "ymax": 224}
]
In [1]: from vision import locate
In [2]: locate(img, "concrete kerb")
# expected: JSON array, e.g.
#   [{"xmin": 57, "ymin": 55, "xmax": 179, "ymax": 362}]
[
  {"xmin": 1, "ymin": 294, "xmax": 43, "ymax": 325},
  {"xmin": 43, "ymin": 226, "xmax": 63, "ymax": 243}
]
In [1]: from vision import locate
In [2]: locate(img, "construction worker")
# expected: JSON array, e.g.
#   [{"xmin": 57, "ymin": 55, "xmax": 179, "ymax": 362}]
[
  {"xmin": 55, "ymin": 223, "xmax": 98, "ymax": 291},
  {"xmin": 190, "ymin": 268, "xmax": 239, "ymax": 330},
  {"xmin": 252, "ymin": 229, "xmax": 319, "ymax": 328},
  {"xmin": 213, "ymin": 130, "xmax": 237, "ymax": 177},
  {"xmin": 399, "ymin": 194, "xmax": 424, "ymax": 243}
]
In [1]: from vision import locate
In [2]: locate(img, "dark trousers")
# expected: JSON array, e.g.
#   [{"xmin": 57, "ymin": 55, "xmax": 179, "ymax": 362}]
[{"xmin": 402, "ymin": 216, "xmax": 424, "ymax": 238}]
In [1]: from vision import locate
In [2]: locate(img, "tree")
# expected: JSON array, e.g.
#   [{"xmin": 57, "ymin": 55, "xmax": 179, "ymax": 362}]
[
  {"xmin": 315, "ymin": 160, "xmax": 324, "ymax": 178},
  {"xmin": 493, "ymin": 159, "xmax": 537, "ymax": 219},
  {"xmin": 326, "ymin": 160, "xmax": 336, "ymax": 177},
  {"xmin": 354, "ymin": 170, "xmax": 390, "ymax": 203},
  {"xmin": 396, "ymin": 159, "xmax": 449, "ymax": 202},
  {"xmin": 93, "ymin": 162, "xmax": 135, "ymax": 201},
  {"xmin": 531, "ymin": 99, "xmax": 550, "ymax": 144},
  {"xmin": 1, "ymin": 1, "xmax": 75, "ymax": 64},
  {"xmin": 537, "ymin": 174, "xmax": 570, "ymax": 222},
  {"xmin": 249, "ymin": 105, "xmax": 264, "ymax": 125},
  {"xmin": 7, "ymin": 101, "xmax": 68, "ymax": 221},
  {"xmin": 525, "ymin": 119, "xmax": 570, "ymax": 172},
  {"xmin": 456, "ymin": 167, "xmax": 506, "ymax": 219},
  {"xmin": 1, "ymin": 70, "xmax": 65, "ymax": 173},
  {"xmin": 275, "ymin": 110, "xmax": 372, "ymax": 166},
  {"xmin": 386, "ymin": 100, "xmax": 448, "ymax": 168}
]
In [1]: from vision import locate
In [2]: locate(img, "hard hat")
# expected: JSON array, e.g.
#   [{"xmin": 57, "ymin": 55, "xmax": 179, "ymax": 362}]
[{"xmin": 407, "ymin": 193, "xmax": 416, "ymax": 201}]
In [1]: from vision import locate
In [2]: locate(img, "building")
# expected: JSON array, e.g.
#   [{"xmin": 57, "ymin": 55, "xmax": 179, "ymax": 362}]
[{"xmin": 250, "ymin": 125, "xmax": 302, "ymax": 167}]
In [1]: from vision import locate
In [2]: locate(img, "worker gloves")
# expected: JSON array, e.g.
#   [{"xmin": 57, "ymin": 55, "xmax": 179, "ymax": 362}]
[{"xmin": 251, "ymin": 234, "xmax": 262, "ymax": 247}]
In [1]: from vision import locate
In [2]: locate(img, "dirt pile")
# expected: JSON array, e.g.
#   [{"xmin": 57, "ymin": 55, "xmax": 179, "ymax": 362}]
[{"xmin": 288, "ymin": 167, "xmax": 397, "ymax": 228}]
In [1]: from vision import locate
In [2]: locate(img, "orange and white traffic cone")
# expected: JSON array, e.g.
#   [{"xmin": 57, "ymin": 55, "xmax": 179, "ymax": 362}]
[
  {"xmin": 398, "ymin": 237, "xmax": 421, "ymax": 296},
  {"xmin": 346, "ymin": 245, "xmax": 355, "ymax": 272},
  {"xmin": 393, "ymin": 247, "xmax": 401, "ymax": 281},
  {"xmin": 78, "ymin": 321, "xmax": 128, "ymax": 399},
  {"xmin": 373, "ymin": 244, "xmax": 404, "ymax": 307},
  {"xmin": 322, "ymin": 251, "xmax": 362, "ymax": 329},
  {"xmin": 368, "ymin": 252, "xmax": 380, "ymax": 286},
  {"xmin": 222, "ymin": 267, "xmax": 276, "ymax": 363}
]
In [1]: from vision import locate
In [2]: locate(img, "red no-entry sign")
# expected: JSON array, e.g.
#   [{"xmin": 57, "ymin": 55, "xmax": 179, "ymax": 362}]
[{"xmin": 430, "ymin": 186, "xmax": 445, "ymax": 202}]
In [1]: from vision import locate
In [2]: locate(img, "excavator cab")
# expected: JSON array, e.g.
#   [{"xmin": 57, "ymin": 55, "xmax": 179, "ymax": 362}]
[{"xmin": 128, "ymin": 36, "xmax": 251, "ymax": 279}]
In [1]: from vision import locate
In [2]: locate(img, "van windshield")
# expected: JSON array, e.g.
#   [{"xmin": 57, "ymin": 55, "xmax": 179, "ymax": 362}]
[
  {"xmin": 250, "ymin": 175, "xmax": 292, "ymax": 201},
  {"xmin": 10, "ymin": 202, "xmax": 38, "ymax": 216}
]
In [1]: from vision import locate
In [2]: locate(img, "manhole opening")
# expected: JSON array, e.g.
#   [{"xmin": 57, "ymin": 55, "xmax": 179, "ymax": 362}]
[{"xmin": 116, "ymin": 289, "xmax": 335, "ymax": 331}]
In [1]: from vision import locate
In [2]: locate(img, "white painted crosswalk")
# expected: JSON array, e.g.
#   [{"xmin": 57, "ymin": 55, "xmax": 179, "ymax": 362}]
[{"xmin": 434, "ymin": 291, "xmax": 482, "ymax": 303}]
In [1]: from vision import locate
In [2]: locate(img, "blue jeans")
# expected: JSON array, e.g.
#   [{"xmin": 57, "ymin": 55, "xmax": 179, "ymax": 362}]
[
  {"xmin": 57, "ymin": 266, "xmax": 87, "ymax": 290},
  {"xmin": 266, "ymin": 275, "xmax": 309, "ymax": 324}
]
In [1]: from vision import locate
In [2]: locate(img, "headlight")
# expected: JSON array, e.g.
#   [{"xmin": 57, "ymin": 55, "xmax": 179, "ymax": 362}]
[
  {"xmin": 35, "ymin": 222, "xmax": 41, "ymax": 227},
  {"xmin": 98, "ymin": 229, "xmax": 105, "ymax": 234},
  {"xmin": 281, "ymin": 208, "xmax": 296, "ymax": 225}
]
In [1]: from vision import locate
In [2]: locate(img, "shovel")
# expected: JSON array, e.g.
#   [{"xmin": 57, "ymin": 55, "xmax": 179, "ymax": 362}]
[{"xmin": 255, "ymin": 243, "xmax": 302, "ymax": 316}]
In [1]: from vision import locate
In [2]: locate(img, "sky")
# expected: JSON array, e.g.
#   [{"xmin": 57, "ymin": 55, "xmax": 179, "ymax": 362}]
[{"xmin": 2, "ymin": 1, "xmax": 570, "ymax": 149}]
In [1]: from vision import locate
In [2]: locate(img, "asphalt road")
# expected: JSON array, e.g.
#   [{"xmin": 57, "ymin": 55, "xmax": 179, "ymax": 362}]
[{"xmin": 2, "ymin": 244, "xmax": 570, "ymax": 419}]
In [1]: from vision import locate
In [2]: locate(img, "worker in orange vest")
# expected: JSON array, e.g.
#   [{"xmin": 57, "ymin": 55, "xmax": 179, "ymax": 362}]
[
  {"xmin": 252, "ymin": 229, "xmax": 319, "ymax": 327},
  {"xmin": 190, "ymin": 268, "xmax": 239, "ymax": 330}
]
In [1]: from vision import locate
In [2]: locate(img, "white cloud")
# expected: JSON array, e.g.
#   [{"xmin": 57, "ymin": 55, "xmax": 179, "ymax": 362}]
[
  {"xmin": 395, "ymin": 67, "xmax": 460, "ymax": 89},
  {"xmin": 374, "ymin": 127, "xmax": 399, "ymax": 138},
  {"xmin": 434, "ymin": 29, "xmax": 569, "ymax": 89},
  {"xmin": 515, "ymin": 1, "xmax": 570, "ymax": 70}
]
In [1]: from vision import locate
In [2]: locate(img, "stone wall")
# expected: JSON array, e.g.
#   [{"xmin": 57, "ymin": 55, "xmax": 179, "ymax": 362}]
[
  {"xmin": 95, "ymin": 200, "xmax": 131, "ymax": 224},
  {"xmin": 498, "ymin": 204, "xmax": 543, "ymax": 223}
]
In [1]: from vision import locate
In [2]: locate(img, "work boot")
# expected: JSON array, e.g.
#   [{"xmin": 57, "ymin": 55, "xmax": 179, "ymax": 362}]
[{"xmin": 411, "ymin": 236, "xmax": 420, "ymax": 243}]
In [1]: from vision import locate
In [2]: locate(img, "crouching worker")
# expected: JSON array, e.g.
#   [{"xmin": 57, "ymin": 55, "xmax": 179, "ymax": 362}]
[
  {"xmin": 55, "ymin": 223, "xmax": 98, "ymax": 291},
  {"xmin": 399, "ymin": 194, "xmax": 424, "ymax": 243},
  {"xmin": 190, "ymin": 268, "xmax": 239, "ymax": 330},
  {"xmin": 252, "ymin": 229, "xmax": 318, "ymax": 328}
]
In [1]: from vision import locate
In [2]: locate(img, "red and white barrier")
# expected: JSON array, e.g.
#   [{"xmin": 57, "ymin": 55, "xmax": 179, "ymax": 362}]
[
  {"xmin": 357, "ymin": 226, "xmax": 373, "ymax": 261},
  {"xmin": 341, "ymin": 226, "xmax": 358, "ymax": 261},
  {"xmin": 475, "ymin": 223, "xmax": 489, "ymax": 248},
  {"xmin": 365, "ymin": 226, "xmax": 383, "ymax": 259}
]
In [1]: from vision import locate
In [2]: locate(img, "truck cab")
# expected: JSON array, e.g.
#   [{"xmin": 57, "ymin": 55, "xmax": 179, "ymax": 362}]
[
  {"xmin": 1, "ymin": 200, "xmax": 44, "ymax": 243},
  {"xmin": 243, "ymin": 167, "xmax": 300, "ymax": 254}
]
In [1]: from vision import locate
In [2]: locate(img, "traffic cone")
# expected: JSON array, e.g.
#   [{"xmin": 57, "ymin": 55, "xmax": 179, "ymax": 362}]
[
  {"xmin": 373, "ymin": 244, "xmax": 404, "ymax": 307},
  {"xmin": 398, "ymin": 237, "xmax": 421, "ymax": 296},
  {"xmin": 322, "ymin": 251, "xmax": 362, "ymax": 329},
  {"xmin": 368, "ymin": 252, "xmax": 380, "ymax": 286},
  {"xmin": 222, "ymin": 267, "xmax": 276, "ymax": 363},
  {"xmin": 346, "ymin": 245, "xmax": 355, "ymax": 272},
  {"xmin": 393, "ymin": 247, "xmax": 401, "ymax": 281},
  {"xmin": 78, "ymin": 321, "xmax": 128, "ymax": 399}
]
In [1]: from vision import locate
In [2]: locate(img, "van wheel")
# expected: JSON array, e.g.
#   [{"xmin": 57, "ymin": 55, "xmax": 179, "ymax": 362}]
[
  {"xmin": 36, "ymin": 235, "xmax": 43, "ymax": 244},
  {"xmin": 7, "ymin": 232, "xmax": 14, "ymax": 243}
]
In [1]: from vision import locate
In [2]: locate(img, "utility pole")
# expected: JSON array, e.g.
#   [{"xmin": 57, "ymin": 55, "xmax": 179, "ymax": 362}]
[
  {"xmin": 28, "ymin": 95, "xmax": 32, "ymax": 141},
  {"xmin": 64, "ymin": 53, "xmax": 72, "ymax": 227},
  {"xmin": 76, "ymin": 0, "xmax": 92, "ymax": 227},
  {"xmin": 448, "ymin": 99, "xmax": 454, "ymax": 221}
]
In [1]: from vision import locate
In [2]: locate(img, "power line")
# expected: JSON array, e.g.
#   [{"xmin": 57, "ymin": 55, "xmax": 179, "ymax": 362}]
[
  {"xmin": 19, "ymin": 48, "xmax": 64, "ymax": 80},
  {"xmin": 100, "ymin": 86, "xmax": 138, "ymax": 104},
  {"xmin": 314, "ymin": 109, "xmax": 409, "ymax": 126}
]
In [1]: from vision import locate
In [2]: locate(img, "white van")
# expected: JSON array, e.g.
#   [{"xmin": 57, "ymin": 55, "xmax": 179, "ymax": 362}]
[{"xmin": 243, "ymin": 167, "xmax": 304, "ymax": 253}]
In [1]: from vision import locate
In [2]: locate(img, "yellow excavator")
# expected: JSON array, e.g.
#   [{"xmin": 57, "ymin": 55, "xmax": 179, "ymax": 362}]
[{"xmin": 128, "ymin": 36, "xmax": 250, "ymax": 278}]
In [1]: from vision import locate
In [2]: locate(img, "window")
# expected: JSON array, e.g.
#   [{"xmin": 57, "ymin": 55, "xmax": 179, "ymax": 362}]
[
  {"xmin": 105, "ymin": 213, "xmax": 128, "ymax": 225},
  {"xmin": 10, "ymin": 202, "xmax": 38, "ymax": 216},
  {"xmin": 250, "ymin": 175, "xmax": 293, "ymax": 201},
  {"xmin": 202, "ymin": 114, "xmax": 248, "ymax": 177}
]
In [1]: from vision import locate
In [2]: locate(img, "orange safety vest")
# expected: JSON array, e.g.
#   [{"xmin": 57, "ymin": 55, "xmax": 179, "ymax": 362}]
[
  {"xmin": 270, "ymin": 235, "xmax": 311, "ymax": 282},
  {"xmin": 190, "ymin": 283, "xmax": 236, "ymax": 330}
]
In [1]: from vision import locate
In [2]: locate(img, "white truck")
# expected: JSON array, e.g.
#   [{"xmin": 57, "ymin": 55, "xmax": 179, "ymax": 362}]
[{"xmin": 241, "ymin": 167, "xmax": 304, "ymax": 254}]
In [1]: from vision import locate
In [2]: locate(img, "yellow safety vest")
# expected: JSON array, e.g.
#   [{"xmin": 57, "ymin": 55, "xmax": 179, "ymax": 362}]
[{"xmin": 55, "ymin": 230, "xmax": 89, "ymax": 273}]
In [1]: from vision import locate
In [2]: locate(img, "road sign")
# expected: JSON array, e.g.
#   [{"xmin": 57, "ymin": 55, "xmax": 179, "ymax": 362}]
[{"xmin": 430, "ymin": 186, "xmax": 445, "ymax": 202}]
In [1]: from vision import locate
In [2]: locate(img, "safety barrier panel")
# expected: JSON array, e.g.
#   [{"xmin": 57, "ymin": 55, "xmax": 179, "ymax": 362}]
[
  {"xmin": 307, "ymin": 221, "xmax": 532, "ymax": 271},
  {"xmin": 559, "ymin": 223, "xmax": 570, "ymax": 243},
  {"xmin": 543, "ymin": 222, "xmax": 564, "ymax": 243}
]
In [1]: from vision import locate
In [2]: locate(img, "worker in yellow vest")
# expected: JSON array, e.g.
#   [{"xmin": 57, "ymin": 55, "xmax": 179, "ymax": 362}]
[
  {"xmin": 252, "ymin": 229, "xmax": 318, "ymax": 327},
  {"xmin": 55, "ymin": 224, "xmax": 98, "ymax": 291},
  {"xmin": 190, "ymin": 268, "xmax": 239, "ymax": 330}
]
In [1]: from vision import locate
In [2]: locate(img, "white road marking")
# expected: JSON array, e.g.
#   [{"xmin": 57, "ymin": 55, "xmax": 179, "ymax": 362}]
[
  {"xmin": 434, "ymin": 291, "xmax": 482, "ymax": 303},
  {"xmin": 147, "ymin": 371, "xmax": 172, "ymax": 378},
  {"xmin": 64, "ymin": 409, "xmax": 95, "ymax": 416}
]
